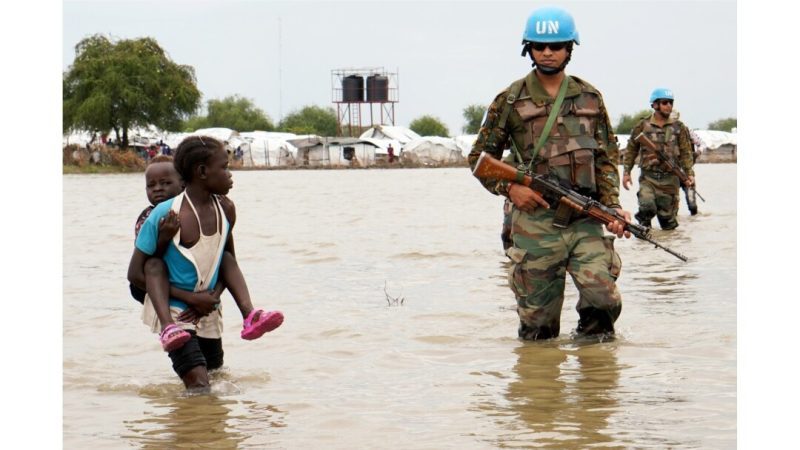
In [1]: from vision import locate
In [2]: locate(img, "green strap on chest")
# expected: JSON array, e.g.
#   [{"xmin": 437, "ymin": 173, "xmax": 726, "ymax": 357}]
[
  {"xmin": 501, "ymin": 74, "xmax": 570, "ymax": 169},
  {"xmin": 525, "ymin": 75, "xmax": 570, "ymax": 170}
]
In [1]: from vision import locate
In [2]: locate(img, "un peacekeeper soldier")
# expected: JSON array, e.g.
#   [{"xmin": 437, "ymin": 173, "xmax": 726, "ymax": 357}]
[
  {"xmin": 622, "ymin": 88, "xmax": 696, "ymax": 229},
  {"xmin": 468, "ymin": 6, "xmax": 631, "ymax": 340}
]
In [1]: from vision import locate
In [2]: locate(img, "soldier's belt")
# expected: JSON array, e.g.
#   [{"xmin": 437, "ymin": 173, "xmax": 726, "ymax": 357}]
[{"xmin": 642, "ymin": 170, "xmax": 676, "ymax": 180}]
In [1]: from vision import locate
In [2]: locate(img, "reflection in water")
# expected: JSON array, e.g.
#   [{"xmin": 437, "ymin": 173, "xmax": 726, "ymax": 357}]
[
  {"xmin": 124, "ymin": 383, "xmax": 286, "ymax": 449},
  {"xmin": 501, "ymin": 341, "xmax": 624, "ymax": 448},
  {"xmin": 125, "ymin": 394, "xmax": 246, "ymax": 449}
]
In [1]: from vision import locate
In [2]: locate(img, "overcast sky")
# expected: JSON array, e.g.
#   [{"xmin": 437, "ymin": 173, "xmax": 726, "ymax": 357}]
[{"xmin": 62, "ymin": 0, "xmax": 736, "ymax": 135}]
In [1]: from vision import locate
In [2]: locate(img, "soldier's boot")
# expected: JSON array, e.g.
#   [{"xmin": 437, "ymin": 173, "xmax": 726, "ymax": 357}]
[
  {"xmin": 518, "ymin": 321, "xmax": 559, "ymax": 341},
  {"xmin": 658, "ymin": 215, "xmax": 679, "ymax": 231},
  {"xmin": 687, "ymin": 201, "xmax": 699, "ymax": 216},
  {"xmin": 634, "ymin": 211, "xmax": 653, "ymax": 228},
  {"xmin": 576, "ymin": 306, "xmax": 619, "ymax": 337}
]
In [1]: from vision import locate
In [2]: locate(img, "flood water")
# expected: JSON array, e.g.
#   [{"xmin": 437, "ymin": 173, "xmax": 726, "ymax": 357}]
[{"xmin": 63, "ymin": 164, "xmax": 736, "ymax": 449}]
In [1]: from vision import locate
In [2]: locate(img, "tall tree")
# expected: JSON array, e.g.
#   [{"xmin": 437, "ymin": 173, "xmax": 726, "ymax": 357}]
[
  {"xmin": 409, "ymin": 115, "xmax": 450, "ymax": 137},
  {"xmin": 707, "ymin": 117, "xmax": 737, "ymax": 132},
  {"xmin": 63, "ymin": 34, "xmax": 201, "ymax": 148},
  {"xmin": 462, "ymin": 104, "xmax": 486, "ymax": 134},
  {"xmin": 615, "ymin": 109, "xmax": 652, "ymax": 135},
  {"xmin": 278, "ymin": 105, "xmax": 338, "ymax": 136}
]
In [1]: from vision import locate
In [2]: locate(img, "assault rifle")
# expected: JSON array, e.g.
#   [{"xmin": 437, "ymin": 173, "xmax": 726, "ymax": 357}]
[
  {"xmin": 472, "ymin": 152, "xmax": 688, "ymax": 262},
  {"xmin": 634, "ymin": 132, "xmax": 705, "ymax": 202}
]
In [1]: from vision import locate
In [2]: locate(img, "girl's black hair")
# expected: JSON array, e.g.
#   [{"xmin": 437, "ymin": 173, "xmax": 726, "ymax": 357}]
[{"xmin": 173, "ymin": 135, "xmax": 224, "ymax": 182}]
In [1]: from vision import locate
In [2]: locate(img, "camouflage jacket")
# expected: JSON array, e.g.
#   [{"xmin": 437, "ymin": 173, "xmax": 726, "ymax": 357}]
[
  {"xmin": 623, "ymin": 114, "xmax": 695, "ymax": 177},
  {"xmin": 468, "ymin": 71, "xmax": 621, "ymax": 208}
]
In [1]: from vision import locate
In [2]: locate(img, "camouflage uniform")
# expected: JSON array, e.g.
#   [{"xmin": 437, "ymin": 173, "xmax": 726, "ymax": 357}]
[
  {"xmin": 469, "ymin": 71, "xmax": 623, "ymax": 340},
  {"xmin": 623, "ymin": 115, "xmax": 695, "ymax": 229}
]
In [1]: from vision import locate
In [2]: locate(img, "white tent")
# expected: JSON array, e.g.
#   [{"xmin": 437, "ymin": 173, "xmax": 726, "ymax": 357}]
[
  {"xmin": 691, "ymin": 130, "xmax": 737, "ymax": 151},
  {"xmin": 163, "ymin": 132, "xmax": 191, "ymax": 150},
  {"xmin": 297, "ymin": 138, "xmax": 381, "ymax": 167},
  {"xmin": 193, "ymin": 127, "xmax": 238, "ymax": 143},
  {"xmin": 454, "ymin": 134, "xmax": 478, "ymax": 159},
  {"xmin": 63, "ymin": 131, "xmax": 94, "ymax": 149},
  {"xmin": 401, "ymin": 137, "xmax": 464, "ymax": 165},
  {"xmin": 238, "ymin": 133, "xmax": 297, "ymax": 167},
  {"xmin": 359, "ymin": 125, "xmax": 421, "ymax": 144}
]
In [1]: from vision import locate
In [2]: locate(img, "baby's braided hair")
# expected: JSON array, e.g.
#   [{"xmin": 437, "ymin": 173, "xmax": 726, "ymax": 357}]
[{"xmin": 173, "ymin": 135, "xmax": 224, "ymax": 182}]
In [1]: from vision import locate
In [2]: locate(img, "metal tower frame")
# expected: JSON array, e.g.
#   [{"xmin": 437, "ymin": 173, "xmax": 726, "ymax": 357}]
[{"xmin": 331, "ymin": 67, "xmax": 399, "ymax": 137}]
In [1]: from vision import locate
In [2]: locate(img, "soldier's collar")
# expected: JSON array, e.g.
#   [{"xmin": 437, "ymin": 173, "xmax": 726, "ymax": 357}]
[
  {"xmin": 648, "ymin": 112, "xmax": 675, "ymax": 127},
  {"xmin": 525, "ymin": 71, "xmax": 581, "ymax": 104}
]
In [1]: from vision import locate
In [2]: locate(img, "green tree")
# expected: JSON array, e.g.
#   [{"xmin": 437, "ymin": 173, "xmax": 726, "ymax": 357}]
[
  {"xmin": 201, "ymin": 95, "xmax": 274, "ymax": 131},
  {"xmin": 707, "ymin": 117, "xmax": 737, "ymax": 132},
  {"xmin": 462, "ymin": 104, "xmax": 486, "ymax": 134},
  {"xmin": 615, "ymin": 109, "xmax": 652, "ymax": 134},
  {"xmin": 409, "ymin": 115, "xmax": 450, "ymax": 137},
  {"xmin": 278, "ymin": 105, "xmax": 338, "ymax": 136},
  {"xmin": 182, "ymin": 115, "xmax": 210, "ymax": 132},
  {"xmin": 63, "ymin": 34, "xmax": 201, "ymax": 148}
]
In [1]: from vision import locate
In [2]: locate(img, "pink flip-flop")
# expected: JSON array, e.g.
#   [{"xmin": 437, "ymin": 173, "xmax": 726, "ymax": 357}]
[
  {"xmin": 160, "ymin": 323, "xmax": 191, "ymax": 352},
  {"xmin": 241, "ymin": 309, "xmax": 284, "ymax": 340}
]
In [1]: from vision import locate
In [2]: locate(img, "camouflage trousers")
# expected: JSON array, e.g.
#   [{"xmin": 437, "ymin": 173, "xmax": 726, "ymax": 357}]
[
  {"xmin": 506, "ymin": 205, "xmax": 622, "ymax": 340},
  {"xmin": 635, "ymin": 171, "xmax": 680, "ymax": 230}
]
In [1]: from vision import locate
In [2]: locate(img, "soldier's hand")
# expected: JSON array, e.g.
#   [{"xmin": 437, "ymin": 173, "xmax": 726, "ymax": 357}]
[
  {"xmin": 685, "ymin": 175, "xmax": 695, "ymax": 187},
  {"xmin": 606, "ymin": 208, "xmax": 632, "ymax": 239},
  {"xmin": 509, "ymin": 183, "xmax": 550, "ymax": 213},
  {"xmin": 622, "ymin": 173, "xmax": 632, "ymax": 191}
]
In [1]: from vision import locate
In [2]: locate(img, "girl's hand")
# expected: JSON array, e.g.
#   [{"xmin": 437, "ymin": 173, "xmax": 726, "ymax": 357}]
[
  {"xmin": 186, "ymin": 291, "xmax": 221, "ymax": 316},
  {"xmin": 158, "ymin": 210, "xmax": 180, "ymax": 240}
]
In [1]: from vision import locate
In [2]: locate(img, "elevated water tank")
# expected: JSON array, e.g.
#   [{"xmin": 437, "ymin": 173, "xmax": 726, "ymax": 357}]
[
  {"xmin": 366, "ymin": 75, "xmax": 389, "ymax": 102},
  {"xmin": 342, "ymin": 75, "xmax": 364, "ymax": 102}
]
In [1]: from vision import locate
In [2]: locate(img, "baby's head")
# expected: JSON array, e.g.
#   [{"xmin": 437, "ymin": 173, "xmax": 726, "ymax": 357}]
[{"xmin": 145, "ymin": 155, "xmax": 183, "ymax": 206}]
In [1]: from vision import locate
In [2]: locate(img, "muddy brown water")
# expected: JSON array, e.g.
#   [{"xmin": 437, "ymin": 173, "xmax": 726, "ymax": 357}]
[{"xmin": 63, "ymin": 164, "xmax": 735, "ymax": 448}]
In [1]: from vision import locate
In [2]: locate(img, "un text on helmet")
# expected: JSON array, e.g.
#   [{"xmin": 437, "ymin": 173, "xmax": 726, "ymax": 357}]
[{"xmin": 535, "ymin": 21, "xmax": 560, "ymax": 35}]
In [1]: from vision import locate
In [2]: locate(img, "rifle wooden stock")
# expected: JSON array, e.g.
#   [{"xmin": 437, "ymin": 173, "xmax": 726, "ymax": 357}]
[
  {"xmin": 473, "ymin": 151, "xmax": 688, "ymax": 261},
  {"xmin": 472, "ymin": 151, "xmax": 534, "ymax": 186}
]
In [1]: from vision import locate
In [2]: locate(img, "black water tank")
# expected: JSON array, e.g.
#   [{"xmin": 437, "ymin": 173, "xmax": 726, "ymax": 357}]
[
  {"xmin": 366, "ymin": 75, "xmax": 389, "ymax": 102},
  {"xmin": 342, "ymin": 75, "xmax": 364, "ymax": 102}
]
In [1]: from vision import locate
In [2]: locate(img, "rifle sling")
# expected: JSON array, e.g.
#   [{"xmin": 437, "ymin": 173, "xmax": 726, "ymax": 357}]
[
  {"xmin": 502, "ymin": 74, "xmax": 570, "ymax": 167},
  {"xmin": 527, "ymin": 73, "xmax": 570, "ymax": 171}
]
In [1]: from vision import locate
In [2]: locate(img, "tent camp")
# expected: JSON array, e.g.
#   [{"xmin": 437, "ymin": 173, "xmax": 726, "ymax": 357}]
[
  {"xmin": 401, "ymin": 137, "xmax": 464, "ymax": 165},
  {"xmin": 691, "ymin": 130, "xmax": 737, "ymax": 153},
  {"xmin": 360, "ymin": 125, "xmax": 421, "ymax": 144},
  {"xmin": 293, "ymin": 137, "xmax": 381, "ymax": 167},
  {"xmin": 239, "ymin": 131, "xmax": 298, "ymax": 167}
]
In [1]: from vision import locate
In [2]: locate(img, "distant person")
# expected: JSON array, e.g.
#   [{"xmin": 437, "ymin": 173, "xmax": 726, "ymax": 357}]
[
  {"xmin": 387, "ymin": 144, "xmax": 395, "ymax": 163},
  {"xmin": 468, "ymin": 6, "xmax": 630, "ymax": 340},
  {"xmin": 128, "ymin": 141, "xmax": 284, "ymax": 390},
  {"xmin": 234, "ymin": 145, "xmax": 244, "ymax": 161},
  {"xmin": 622, "ymin": 88, "xmax": 695, "ymax": 229}
]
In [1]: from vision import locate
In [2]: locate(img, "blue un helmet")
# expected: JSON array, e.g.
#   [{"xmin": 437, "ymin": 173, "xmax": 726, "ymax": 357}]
[
  {"xmin": 521, "ymin": 6, "xmax": 580, "ymax": 55},
  {"xmin": 520, "ymin": 7, "xmax": 580, "ymax": 74},
  {"xmin": 649, "ymin": 88, "xmax": 674, "ymax": 104}
]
